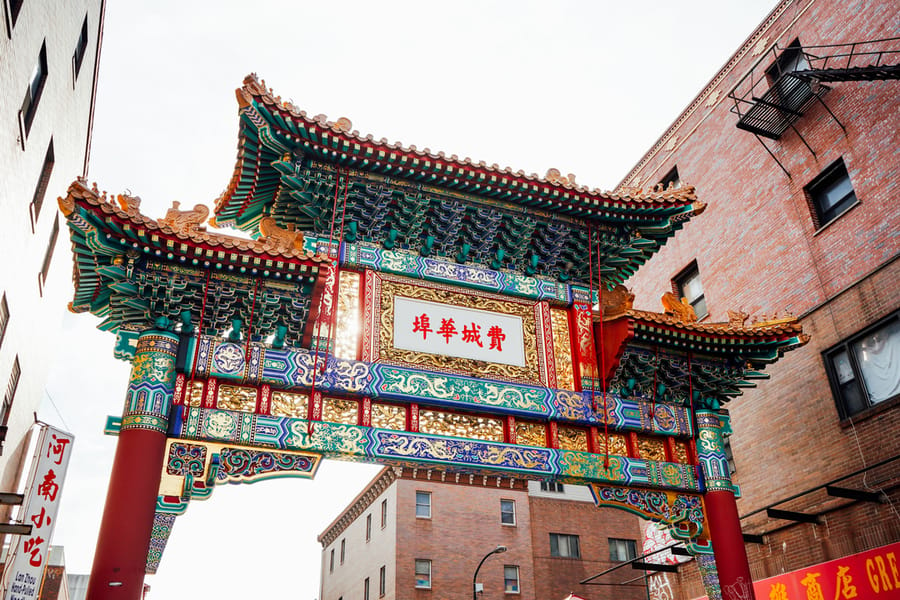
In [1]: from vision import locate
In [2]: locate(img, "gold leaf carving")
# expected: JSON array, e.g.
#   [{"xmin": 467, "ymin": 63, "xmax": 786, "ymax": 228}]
[
  {"xmin": 271, "ymin": 391, "xmax": 308, "ymax": 418},
  {"xmin": 550, "ymin": 308, "xmax": 575, "ymax": 390},
  {"xmin": 372, "ymin": 403, "xmax": 406, "ymax": 430}
]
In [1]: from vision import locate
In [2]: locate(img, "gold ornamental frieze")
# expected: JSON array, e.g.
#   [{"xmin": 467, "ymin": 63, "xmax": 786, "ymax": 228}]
[{"xmin": 373, "ymin": 273, "xmax": 544, "ymax": 384}]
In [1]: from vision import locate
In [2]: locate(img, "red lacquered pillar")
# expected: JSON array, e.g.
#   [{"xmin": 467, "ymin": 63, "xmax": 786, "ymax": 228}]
[
  {"xmin": 696, "ymin": 410, "xmax": 756, "ymax": 600},
  {"xmin": 87, "ymin": 327, "xmax": 179, "ymax": 600}
]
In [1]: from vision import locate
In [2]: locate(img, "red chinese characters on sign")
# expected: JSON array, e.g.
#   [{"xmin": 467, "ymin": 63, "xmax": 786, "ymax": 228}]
[
  {"xmin": 2, "ymin": 425, "xmax": 74, "ymax": 600},
  {"xmin": 37, "ymin": 470, "xmax": 58, "ymax": 502},
  {"xmin": 697, "ymin": 542, "xmax": 900, "ymax": 600},
  {"xmin": 46, "ymin": 435, "xmax": 70, "ymax": 465},
  {"xmin": 412, "ymin": 315, "xmax": 432, "ymax": 340},
  {"xmin": 413, "ymin": 313, "xmax": 505, "ymax": 352}
]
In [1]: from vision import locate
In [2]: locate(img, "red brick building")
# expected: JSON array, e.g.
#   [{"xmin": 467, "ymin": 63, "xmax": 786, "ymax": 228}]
[
  {"xmin": 617, "ymin": 0, "xmax": 899, "ymax": 597},
  {"xmin": 318, "ymin": 468, "xmax": 646, "ymax": 600}
]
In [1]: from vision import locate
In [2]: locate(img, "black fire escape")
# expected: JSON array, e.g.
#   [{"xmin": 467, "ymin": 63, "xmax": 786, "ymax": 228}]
[{"xmin": 728, "ymin": 36, "xmax": 900, "ymax": 176}]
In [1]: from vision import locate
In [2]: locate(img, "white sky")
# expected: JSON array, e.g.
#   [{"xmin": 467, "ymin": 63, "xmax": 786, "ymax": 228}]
[{"xmin": 41, "ymin": 2, "xmax": 778, "ymax": 598}]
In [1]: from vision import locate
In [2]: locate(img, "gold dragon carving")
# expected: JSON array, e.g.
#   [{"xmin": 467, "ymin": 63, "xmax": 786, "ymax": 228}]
[
  {"xmin": 259, "ymin": 216, "xmax": 305, "ymax": 254},
  {"xmin": 661, "ymin": 292, "xmax": 697, "ymax": 323},
  {"xmin": 158, "ymin": 201, "xmax": 210, "ymax": 234}
]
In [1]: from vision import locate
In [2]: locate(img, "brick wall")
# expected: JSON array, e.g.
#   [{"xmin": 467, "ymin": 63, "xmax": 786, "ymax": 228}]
[
  {"xmin": 528, "ymin": 495, "xmax": 646, "ymax": 600},
  {"xmin": 620, "ymin": 0, "xmax": 900, "ymax": 597},
  {"xmin": 395, "ymin": 474, "xmax": 535, "ymax": 600}
]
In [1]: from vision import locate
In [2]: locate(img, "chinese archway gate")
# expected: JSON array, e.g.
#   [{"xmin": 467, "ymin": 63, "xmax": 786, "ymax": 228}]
[{"xmin": 60, "ymin": 75, "xmax": 808, "ymax": 600}]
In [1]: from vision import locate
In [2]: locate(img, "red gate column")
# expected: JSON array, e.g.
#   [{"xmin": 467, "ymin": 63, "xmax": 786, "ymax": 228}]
[
  {"xmin": 696, "ymin": 410, "xmax": 755, "ymax": 600},
  {"xmin": 87, "ymin": 324, "xmax": 180, "ymax": 600}
]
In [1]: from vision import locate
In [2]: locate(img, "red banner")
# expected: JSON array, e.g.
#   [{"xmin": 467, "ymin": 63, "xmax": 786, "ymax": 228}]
[{"xmin": 695, "ymin": 542, "xmax": 900, "ymax": 600}]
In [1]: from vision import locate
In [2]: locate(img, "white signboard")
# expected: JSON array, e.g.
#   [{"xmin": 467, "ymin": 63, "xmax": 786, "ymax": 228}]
[
  {"xmin": 2, "ymin": 425, "xmax": 74, "ymax": 600},
  {"xmin": 393, "ymin": 296, "xmax": 526, "ymax": 367}
]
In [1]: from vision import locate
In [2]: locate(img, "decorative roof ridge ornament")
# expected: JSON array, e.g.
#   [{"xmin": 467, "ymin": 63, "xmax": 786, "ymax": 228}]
[
  {"xmin": 600, "ymin": 284, "xmax": 635, "ymax": 319},
  {"xmin": 626, "ymin": 306, "xmax": 808, "ymax": 339},
  {"xmin": 58, "ymin": 179, "xmax": 329, "ymax": 263},
  {"xmin": 259, "ymin": 216, "xmax": 305, "ymax": 254},
  {"xmin": 661, "ymin": 291, "xmax": 698, "ymax": 323},
  {"xmin": 157, "ymin": 201, "xmax": 210, "ymax": 235},
  {"xmin": 231, "ymin": 73, "xmax": 701, "ymax": 206}
]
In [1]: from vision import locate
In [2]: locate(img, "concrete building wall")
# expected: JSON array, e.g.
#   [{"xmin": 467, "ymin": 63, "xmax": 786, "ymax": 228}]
[
  {"xmin": 320, "ymin": 473, "xmax": 398, "ymax": 600},
  {"xmin": 0, "ymin": 0, "xmax": 103, "ymax": 515},
  {"xmin": 618, "ymin": 0, "xmax": 899, "ymax": 595}
]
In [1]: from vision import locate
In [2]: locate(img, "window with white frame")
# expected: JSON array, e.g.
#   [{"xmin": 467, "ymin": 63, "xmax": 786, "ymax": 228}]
[
  {"xmin": 415, "ymin": 491, "xmax": 431, "ymax": 519},
  {"xmin": 500, "ymin": 499, "xmax": 516, "ymax": 525},
  {"xmin": 366, "ymin": 513, "xmax": 372, "ymax": 541},
  {"xmin": 504, "ymin": 566, "xmax": 520, "ymax": 594},
  {"xmin": 381, "ymin": 498, "xmax": 387, "ymax": 528},
  {"xmin": 379, "ymin": 565, "xmax": 386, "ymax": 597},
  {"xmin": 414, "ymin": 559, "xmax": 432, "ymax": 589}
]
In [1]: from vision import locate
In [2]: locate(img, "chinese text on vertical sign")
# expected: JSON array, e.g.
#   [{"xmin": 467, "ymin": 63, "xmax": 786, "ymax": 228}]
[{"xmin": 2, "ymin": 425, "xmax": 74, "ymax": 600}]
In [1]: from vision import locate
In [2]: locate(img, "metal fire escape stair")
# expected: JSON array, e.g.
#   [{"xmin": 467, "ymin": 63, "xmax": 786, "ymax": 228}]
[{"xmin": 727, "ymin": 36, "xmax": 900, "ymax": 176}]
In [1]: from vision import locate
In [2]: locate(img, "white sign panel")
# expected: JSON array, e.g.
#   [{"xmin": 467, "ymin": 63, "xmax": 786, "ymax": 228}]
[
  {"xmin": 3, "ymin": 425, "xmax": 74, "ymax": 600},
  {"xmin": 393, "ymin": 296, "xmax": 526, "ymax": 367}
]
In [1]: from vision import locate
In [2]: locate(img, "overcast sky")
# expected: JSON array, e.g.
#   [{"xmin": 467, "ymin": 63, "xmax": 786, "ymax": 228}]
[{"xmin": 42, "ymin": 2, "xmax": 779, "ymax": 598}]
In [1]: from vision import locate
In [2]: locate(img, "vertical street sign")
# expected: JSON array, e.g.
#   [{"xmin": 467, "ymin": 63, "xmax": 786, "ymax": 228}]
[{"xmin": 1, "ymin": 424, "xmax": 74, "ymax": 600}]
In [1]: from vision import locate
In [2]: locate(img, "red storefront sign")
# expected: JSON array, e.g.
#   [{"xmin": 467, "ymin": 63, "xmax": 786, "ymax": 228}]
[{"xmin": 695, "ymin": 542, "xmax": 900, "ymax": 600}]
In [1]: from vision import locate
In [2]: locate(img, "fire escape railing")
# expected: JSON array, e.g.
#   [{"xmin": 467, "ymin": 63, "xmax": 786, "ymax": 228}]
[{"xmin": 727, "ymin": 36, "xmax": 900, "ymax": 176}]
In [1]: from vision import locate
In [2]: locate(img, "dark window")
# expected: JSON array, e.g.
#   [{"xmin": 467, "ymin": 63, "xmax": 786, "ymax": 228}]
[
  {"xmin": 609, "ymin": 538, "xmax": 637, "ymax": 561},
  {"xmin": 73, "ymin": 15, "xmax": 89, "ymax": 80},
  {"xmin": 504, "ymin": 565, "xmax": 520, "ymax": 594},
  {"xmin": 21, "ymin": 41, "xmax": 48, "ymax": 136},
  {"xmin": 807, "ymin": 159, "xmax": 857, "ymax": 228},
  {"xmin": 824, "ymin": 312, "xmax": 900, "ymax": 419},
  {"xmin": 366, "ymin": 513, "xmax": 371, "ymax": 541},
  {"xmin": 379, "ymin": 565, "xmax": 386, "ymax": 597},
  {"xmin": 381, "ymin": 499, "xmax": 387, "ymax": 528},
  {"xmin": 340, "ymin": 538, "xmax": 345, "ymax": 564},
  {"xmin": 415, "ymin": 491, "xmax": 431, "ymax": 518},
  {"xmin": 539, "ymin": 481, "xmax": 564, "ymax": 493},
  {"xmin": 673, "ymin": 261, "xmax": 708, "ymax": 319},
  {"xmin": 549, "ymin": 533, "xmax": 581, "ymax": 559},
  {"xmin": 500, "ymin": 499, "xmax": 516, "ymax": 525},
  {"xmin": 31, "ymin": 139, "xmax": 54, "ymax": 227},
  {"xmin": 415, "ymin": 559, "xmax": 431, "ymax": 589},
  {"xmin": 38, "ymin": 214, "xmax": 59, "ymax": 296},
  {"xmin": 0, "ymin": 293, "xmax": 8, "ymax": 350},
  {"xmin": 329, "ymin": 548, "xmax": 334, "ymax": 572},
  {"xmin": 723, "ymin": 435, "xmax": 737, "ymax": 475},
  {"xmin": 364, "ymin": 577, "xmax": 370, "ymax": 600},
  {"xmin": 660, "ymin": 166, "xmax": 681, "ymax": 190},
  {"xmin": 1, "ymin": 357, "xmax": 21, "ymax": 451},
  {"xmin": 7, "ymin": 0, "xmax": 23, "ymax": 29},
  {"xmin": 765, "ymin": 38, "xmax": 812, "ymax": 114}
]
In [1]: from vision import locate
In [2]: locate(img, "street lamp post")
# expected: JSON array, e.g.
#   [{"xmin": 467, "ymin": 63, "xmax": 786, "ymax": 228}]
[{"xmin": 473, "ymin": 545, "xmax": 508, "ymax": 599}]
